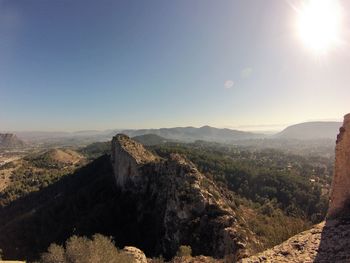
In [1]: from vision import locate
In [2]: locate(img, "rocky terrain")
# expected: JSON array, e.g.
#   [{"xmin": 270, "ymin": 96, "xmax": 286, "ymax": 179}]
[
  {"xmin": 112, "ymin": 135, "xmax": 314, "ymax": 262},
  {"xmin": 1, "ymin": 116, "xmax": 347, "ymax": 262},
  {"xmin": 328, "ymin": 113, "xmax": 350, "ymax": 218},
  {"xmin": 111, "ymin": 134, "xmax": 256, "ymax": 259},
  {"xmin": 0, "ymin": 136, "xmax": 254, "ymax": 261},
  {"xmin": 0, "ymin": 134, "xmax": 25, "ymax": 149}
]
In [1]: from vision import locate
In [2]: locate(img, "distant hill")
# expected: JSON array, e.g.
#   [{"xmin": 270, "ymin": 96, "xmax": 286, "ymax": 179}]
[
  {"xmin": 0, "ymin": 133, "xmax": 26, "ymax": 148},
  {"xmin": 10, "ymin": 126, "xmax": 262, "ymax": 146},
  {"xmin": 14, "ymin": 130, "xmax": 117, "ymax": 144},
  {"xmin": 132, "ymin": 134, "xmax": 172, "ymax": 145},
  {"xmin": 276, "ymin": 122, "xmax": 342, "ymax": 140},
  {"xmin": 122, "ymin": 126, "xmax": 263, "ymax": 143},
  {"xmin": 27, "ymin": 148, "xmax": 85, "ymax": 168}
]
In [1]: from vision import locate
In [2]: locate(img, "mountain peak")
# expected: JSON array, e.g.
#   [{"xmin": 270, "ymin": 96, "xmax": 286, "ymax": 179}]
[
  {"xmin": 276, "ymin": 121, "xmax": 342, "ymax": 140},
  {"xmin": 112, "ymin": 134, "xmax": 158, "ymax": 165},
  {"xmin": 110, "ymin": 135, "xmax": 252, "ymax": 259}
]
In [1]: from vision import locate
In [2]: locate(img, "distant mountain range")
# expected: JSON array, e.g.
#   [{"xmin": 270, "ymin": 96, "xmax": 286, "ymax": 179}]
[
  {"xmin": 3, "ymin": 121, "xmax": 342, "ymax": 146},
  {"xmin": 132, "ymin": 134, "xmax": 173, "ymax": 145},
  {"xmin": 7, "ymin": 126, "xmax": 264, "ymax": 144},
  {"xmin": 275, "ymin": 122, "xmax": 342, "ymax": 140},
  {"xmin": 0, "ymin": 133, "xmax": 26, "ymax": 148},
  {"xmin": 122, "ymin": 125, "xmax": 263, "ymax": 143}
]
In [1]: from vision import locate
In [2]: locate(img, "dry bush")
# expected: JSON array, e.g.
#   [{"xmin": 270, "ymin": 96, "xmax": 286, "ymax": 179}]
[{"xmin": 40, "ymin": 234, "xmax": 134, "ymax": 263}]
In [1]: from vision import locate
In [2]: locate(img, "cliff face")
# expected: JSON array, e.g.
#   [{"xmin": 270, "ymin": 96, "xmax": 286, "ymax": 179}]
[
  {"xmin": 328, "ymin": 113, "xmax": 350, "ymax": 218},
  {"xmin": 111, "ymin": 134, "xmax": 249, "ymax": 259}
]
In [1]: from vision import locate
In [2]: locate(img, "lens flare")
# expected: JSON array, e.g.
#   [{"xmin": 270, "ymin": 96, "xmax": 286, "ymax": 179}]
[{"xmin": 296, "ymin": 0, "xmax": 343, "ymax": 54}]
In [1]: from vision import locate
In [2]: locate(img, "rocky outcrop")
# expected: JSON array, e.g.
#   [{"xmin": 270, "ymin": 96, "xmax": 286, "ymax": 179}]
[
  {"xmin": 122, "ymin": 246, "xmax": 147, "ymax": 263},
  {"xmin": 328, "ymin": 113, "xmax": 350, "ymax": 218},
  {"xmin": 240, "ymin": 219, "xmax": 350, "ymax": 263},
  {"xmin": 111, "ymin": 134, "xmax": 249, "ymax": 259},
  {"xmin": 111, "ymin": 134, "xmax": 159, "ymax": 188},
  {"xmin": 0, "ymin": 134, "xmax": 25, "ymax": 149}
]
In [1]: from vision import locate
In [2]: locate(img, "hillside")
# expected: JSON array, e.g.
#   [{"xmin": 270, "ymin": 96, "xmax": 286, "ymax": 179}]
[
  {"xmin": 26, "ymin": 149, "xmax": 85, "ymax": 168},
  {"xmin": 43, "ymin": 149, "xmax": 84, "ymax": 164},
  {"xmin": 79, "ymin": 141, "xmax": 110, "ymax": 159},
  {"xmin": 132, "ymin": 134, "xmax": 172, "ymax": 145},
  {"xmin": 122, "ymin": 126, "xmax": 263, "ymax": 143},
  {"xmin": 276, "ymin": 122, "xmax": 341, "ymax": 140},
  {"xmin": 0, "ymin": 134, "xmax": 25, "ymax": 149},
  {"xmin": 0, "ymin": 134, "xmax": 331, "ymax": 261}
]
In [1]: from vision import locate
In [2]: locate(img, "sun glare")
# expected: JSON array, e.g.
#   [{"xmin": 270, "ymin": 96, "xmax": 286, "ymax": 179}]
[{"xmin": 297, "ymin": 0, "xmax": 343, "ymax": 54}]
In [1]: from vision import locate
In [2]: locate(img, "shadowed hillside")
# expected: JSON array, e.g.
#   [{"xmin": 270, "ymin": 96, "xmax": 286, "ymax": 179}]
[{"xmin": 0, "ymin": 134, "xmax": 26, "ymax": 149}]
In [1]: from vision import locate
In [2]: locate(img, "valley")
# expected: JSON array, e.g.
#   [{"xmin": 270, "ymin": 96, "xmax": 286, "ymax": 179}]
[{"xmin": 0, "ymin": 126, "xmax": 337, "ymax": 262}]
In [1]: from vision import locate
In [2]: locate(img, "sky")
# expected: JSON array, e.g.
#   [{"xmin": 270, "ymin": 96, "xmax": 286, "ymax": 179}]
[{"xmin": 0, "ymin": 0, "xmax": 349, "ymax": 132}]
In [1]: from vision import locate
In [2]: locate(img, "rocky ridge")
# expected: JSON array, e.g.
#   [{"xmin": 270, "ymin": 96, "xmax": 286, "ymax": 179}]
[{"xmin": 111, "ymin": 134, "xmax": 254, "ymax": 259}]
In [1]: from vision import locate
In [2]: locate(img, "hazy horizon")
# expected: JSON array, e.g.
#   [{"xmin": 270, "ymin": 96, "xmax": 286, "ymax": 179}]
[
  {"xmin": 0, "ymin": 118, "xmax": 343, "ymax": 134},
  {"xmin": 1, "ymin": 0, "xmax": 349, "ymax": 131}
]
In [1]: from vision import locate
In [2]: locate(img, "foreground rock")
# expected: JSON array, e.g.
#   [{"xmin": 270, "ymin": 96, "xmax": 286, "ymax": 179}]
[
  {"xmin": 240, "ymin": 219, "xmax": 350, "ymax": 263},
  {"xmin": 122, "ymin": 246, "xmax": 147, "ymax": 263},
  {"xmin": 328, "ymin": 113, "xmax": 350, "ymax": 218},
  {"xmin": 241, "ymin": 220, "xmax": 350, "ymax": 263},
  {"xmin": 111, "ymin": 134, "xmax": 253, "ymax": 259}
]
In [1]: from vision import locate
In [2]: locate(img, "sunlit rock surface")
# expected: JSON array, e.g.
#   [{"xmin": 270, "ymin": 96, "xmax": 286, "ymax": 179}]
[{"xmin": 328, "ymin": 113, "xmax": 350, "ymax": 218}]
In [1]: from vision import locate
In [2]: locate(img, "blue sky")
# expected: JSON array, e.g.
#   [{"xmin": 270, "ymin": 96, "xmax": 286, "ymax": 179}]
[{"xmin": 1, "ymin": 0, "xmax": 349, "ymax": 131}]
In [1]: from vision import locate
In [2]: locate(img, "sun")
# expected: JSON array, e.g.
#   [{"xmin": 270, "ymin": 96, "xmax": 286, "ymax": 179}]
[{"xmin": 296, "ymin": 0, "xmax": 343, "ymax": 54}]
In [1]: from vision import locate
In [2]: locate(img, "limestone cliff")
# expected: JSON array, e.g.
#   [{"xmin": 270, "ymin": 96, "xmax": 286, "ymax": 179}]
[
  {"xmin": 111, "ymin": 134, "xmax": 250, "ymax": 259},
  {"xmin": 328, "ymin": 113, "xmax": 350, "ymax": 218}
]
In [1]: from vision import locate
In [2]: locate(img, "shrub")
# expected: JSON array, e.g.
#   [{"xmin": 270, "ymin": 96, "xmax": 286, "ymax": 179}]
[
  {"xmin": 176, "ymin": 245, "xmax": 192, "ymax": 258},
  {"xmin": 40, "ymin": 234, "xmax": 134, "ymax": 263},
  {"xmin": 151, "ymin": 256, "xmax": 165, "ymax": 263}
]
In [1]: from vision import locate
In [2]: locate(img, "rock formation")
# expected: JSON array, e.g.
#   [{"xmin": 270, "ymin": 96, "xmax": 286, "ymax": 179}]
[
  {"xmin": 328, "ymin": 113, "xmax": 350, "ymax": 218},
  {"xmin": 111, "ymin": 134, "xmax": 250, "ymax": 259},
  {"xmin": 122, "ymin": 246, "xmax": 147, "ymax": 263},
  {"xmin": 240, "ymin": 220, "xmax": 350, "ymax": 263}
]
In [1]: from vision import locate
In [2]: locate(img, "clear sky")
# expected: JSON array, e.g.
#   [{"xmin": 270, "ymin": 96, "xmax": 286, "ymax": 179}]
[{"xmin": 1, "ymin": 0, "xmax": 349, "ymax": 131}]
